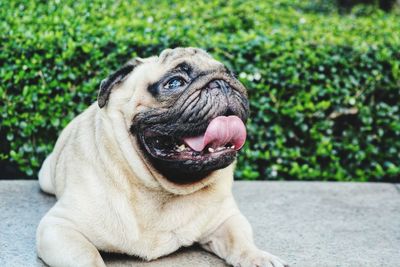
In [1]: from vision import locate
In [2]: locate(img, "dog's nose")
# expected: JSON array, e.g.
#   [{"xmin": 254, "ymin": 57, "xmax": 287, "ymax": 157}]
[{"xmin": 207, "ymin": 80, "xmax": 231, "ymax": 94}]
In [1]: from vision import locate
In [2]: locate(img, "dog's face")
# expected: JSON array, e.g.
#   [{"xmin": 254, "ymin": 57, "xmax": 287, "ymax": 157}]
[{"xmin": 98, "ymin": 48, "xmax": 249, "ymax": 187}]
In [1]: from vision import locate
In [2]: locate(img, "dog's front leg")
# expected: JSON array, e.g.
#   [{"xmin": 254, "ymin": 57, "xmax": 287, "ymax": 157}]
[
  {"xmin": 200, "ymin": 213, "xmax": 288, "ymax": 267},
  {"xmin": 36, "ymin": 212, "xmax": 105, "ymax": 267}
]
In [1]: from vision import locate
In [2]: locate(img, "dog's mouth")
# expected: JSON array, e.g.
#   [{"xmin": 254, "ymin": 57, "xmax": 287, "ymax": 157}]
[
  {"xmin": 139, "ymin": 116, "xmax": 247, "ymax": 184},
  {"xmin": 143, "ymin": 116, "xmax": 245, "ymax": 159}
]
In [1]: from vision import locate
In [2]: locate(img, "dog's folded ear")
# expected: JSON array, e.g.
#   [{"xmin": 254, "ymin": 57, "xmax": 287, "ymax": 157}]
[{"xmin": 97, "ymin": 58, "xmax": 143, "ymax": 108}]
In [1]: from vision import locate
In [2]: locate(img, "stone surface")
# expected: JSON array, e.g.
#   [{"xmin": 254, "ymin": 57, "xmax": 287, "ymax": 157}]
[{"xmin": 1, "ymin": 180, "xmax": 399, "ymax": 267}]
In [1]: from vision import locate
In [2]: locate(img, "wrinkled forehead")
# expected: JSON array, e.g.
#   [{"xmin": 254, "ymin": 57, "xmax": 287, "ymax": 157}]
[
  {"xmin": 130, "ymin": 47, "xmax": 226, "ymax": 87},
  {"xmin": 158, "ymin": 47, "xmax": 223, "ymax": 70}
]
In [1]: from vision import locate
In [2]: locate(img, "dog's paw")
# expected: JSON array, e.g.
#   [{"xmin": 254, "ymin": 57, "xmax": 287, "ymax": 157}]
[{"xmin": 235, "ymin": 250, "xmax": 289, "ymax": 267}]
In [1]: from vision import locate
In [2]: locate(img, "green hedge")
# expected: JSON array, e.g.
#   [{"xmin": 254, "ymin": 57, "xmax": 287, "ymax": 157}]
[{"xmin": 1, "ymin": 0, "xmax": 399, "ymax": 181}]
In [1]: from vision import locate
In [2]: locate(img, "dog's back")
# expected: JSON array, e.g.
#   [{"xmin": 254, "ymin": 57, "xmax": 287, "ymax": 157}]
[
  {"xmin": 38, "ymin": 104, "xmax": 98, "ymax": 197},
  {"xmin": 38, "ymin": 153, "xmax": 54, "ymax": 194}
]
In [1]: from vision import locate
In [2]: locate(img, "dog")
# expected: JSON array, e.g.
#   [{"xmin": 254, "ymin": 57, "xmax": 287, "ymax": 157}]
[{"xmin": 36, "ymin": 47, "xmax": 288, "ymax": 267}]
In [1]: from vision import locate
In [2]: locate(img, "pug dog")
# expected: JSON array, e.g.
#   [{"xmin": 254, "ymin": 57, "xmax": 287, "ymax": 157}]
[{"xmin": 36, "ymin": 47, "xmax": 288, "ymax": 267}]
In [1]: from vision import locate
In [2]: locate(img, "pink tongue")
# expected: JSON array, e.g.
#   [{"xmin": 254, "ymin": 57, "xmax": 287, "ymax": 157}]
[{"xmin": 183, "ymin": 116, "xmax": 246, "ymax": 152}]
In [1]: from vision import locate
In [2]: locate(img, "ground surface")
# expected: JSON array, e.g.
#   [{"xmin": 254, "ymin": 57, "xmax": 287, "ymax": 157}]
[{"xmin": 0, "ymin": 180, "xmax": 399, "ymax": 267}]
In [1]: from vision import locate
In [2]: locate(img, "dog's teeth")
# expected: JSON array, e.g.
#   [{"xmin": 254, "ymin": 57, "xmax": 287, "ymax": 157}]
[
  {"xmin": 208, "ymin": 147, "xmax": 215, "ymax": 153},
  {"xmin": 176, "ymin": 144, "xmax": 186, "ymax": 152},
  {"xmin": 230, "ymin": 145, "xmax": 235, "ymax": 149},
  {"xmin": 216, "ymin": 147, "xmax": 224, "ymax": 151}
]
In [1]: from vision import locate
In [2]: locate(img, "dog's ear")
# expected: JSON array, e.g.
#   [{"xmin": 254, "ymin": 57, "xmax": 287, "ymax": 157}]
[{"xmin": 97, "ymin": 58, "xmax": 143, "ymax": 108}]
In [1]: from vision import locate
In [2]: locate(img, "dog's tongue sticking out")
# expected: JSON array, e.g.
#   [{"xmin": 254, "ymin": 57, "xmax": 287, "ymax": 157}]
[{"xmin": 183, "ymin": 116, "xmax": 246, "ymax": 152}]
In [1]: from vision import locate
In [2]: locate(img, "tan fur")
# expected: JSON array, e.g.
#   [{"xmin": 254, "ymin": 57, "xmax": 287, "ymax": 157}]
[{"xmin": 36, "ymin": 47, "xmax": 287, "ymax": 267}]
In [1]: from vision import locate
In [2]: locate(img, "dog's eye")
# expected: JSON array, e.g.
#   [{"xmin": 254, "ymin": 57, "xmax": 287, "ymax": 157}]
[{"xmin": 164, "ymin": 77, "xmax": 186, "ymax": 89}]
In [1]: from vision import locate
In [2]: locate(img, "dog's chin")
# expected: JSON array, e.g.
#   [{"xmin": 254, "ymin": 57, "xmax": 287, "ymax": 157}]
[{"xmin": 137, "ymin": 130, "xmax": 237, "ymax": 184}]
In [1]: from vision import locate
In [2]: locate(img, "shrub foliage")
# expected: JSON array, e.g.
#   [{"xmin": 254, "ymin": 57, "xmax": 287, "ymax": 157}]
[{"xmin": 1, "ymin": 0, "xmax": 399, "ymax": 181}]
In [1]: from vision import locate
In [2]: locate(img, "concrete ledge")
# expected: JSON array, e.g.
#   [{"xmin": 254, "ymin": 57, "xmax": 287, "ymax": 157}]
[{"xmin": 1, "ymin": 180, "xmax": 399, "ymax": 267}]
